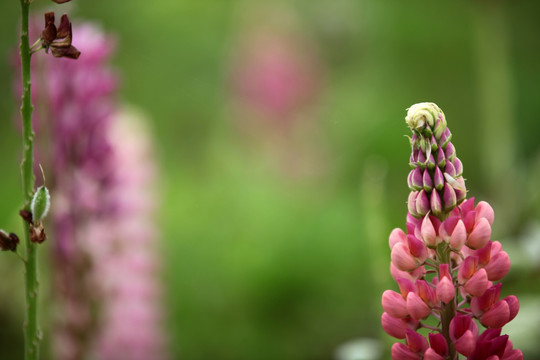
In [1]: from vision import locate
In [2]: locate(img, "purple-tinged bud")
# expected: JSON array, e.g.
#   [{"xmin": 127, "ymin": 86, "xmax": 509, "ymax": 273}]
[
  {"xmin": 417, "ymin": 151, "xmax": 426, "ymax": 169},
  {"xmin": 453, "ymin": 157, "xmax": 463, "ymax": 176},
  {"xmin": 422, "ymin": 170, "xmax": 433, "ymax": 192},
  {"xmin": 454, "ymin": 177, "xmax": 467, "ymax": 204},
  {"xmin": 442, "ymin": 183, "xmax": 457, "ymax": 212},
  {"xmin": 407, "ymin": 170, "xmax": 414, "ymax": 190},
  {"xmin": 436, "ymin": 147, "xmax": 446, "ymax": 169},
  {"xmin": 445, "ymin": 142, "xmax": 456, "ymax": 161},
  {"xmin": 406, "ymin": 292, "xmax": 431, "ymax": 320},
  {"xmin": 433, "ymin": 119, "xmax": 445, "ymax": 140},
  {"xmin": 421, "ymin": 215, "xmax": 437, "ymax": 248},
  {"xmin": 439, "ymin": 128, "xmax": 452, "ymax": 149},
  {"xmin": 427, "ymin": 153, "xmax": 436, "ymax": 171},
  {"xmin": 433, "ymin": 167, "xmax": 444, "ymax": 191},
  {"xmin": 411, "ymin": 167, "xmax": 423, "ymax": 191},
  {"xmin": 408, "ymin": 191, "xmax": 419, "ymax": 217},
  {"xmin": 445, "ymin": 162, "xmax": 456, "ymax": 178},
  {"xmin": 415, "ymin": 190, "xmax": 430, "ymax": 216},
  {"xmin": 430, "ymin": 190, "xmax": 442, "ymax": 217},
  {"xmin": 430, "ymin": 135, "xmax": 438, "ymax": 152}
]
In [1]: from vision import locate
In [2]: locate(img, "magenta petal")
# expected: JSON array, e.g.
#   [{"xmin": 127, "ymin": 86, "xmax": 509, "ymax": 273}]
[{"xmin": 391, "ymin": 342, "xmax": 420, "ymax": 360}]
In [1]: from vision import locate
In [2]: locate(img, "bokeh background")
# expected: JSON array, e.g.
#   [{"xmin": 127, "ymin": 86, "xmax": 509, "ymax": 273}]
[{"xmin": 1, "ymin": 0, "xmax": 540, "ymax": 359}]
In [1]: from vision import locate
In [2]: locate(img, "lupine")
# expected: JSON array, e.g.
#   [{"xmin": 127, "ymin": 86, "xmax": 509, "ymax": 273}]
[
  {"xmin": 15, "ymin": 21, "xmax": 167, "ymax": 359},
  {"xmin": 381, "ymin": 103, "xmax": 522, "ymax": 359}
]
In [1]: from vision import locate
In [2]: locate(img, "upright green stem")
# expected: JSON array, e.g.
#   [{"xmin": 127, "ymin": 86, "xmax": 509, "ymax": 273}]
[{"xmin": 19, "ymin": 0, "xmax": 40, "ymax": 359}]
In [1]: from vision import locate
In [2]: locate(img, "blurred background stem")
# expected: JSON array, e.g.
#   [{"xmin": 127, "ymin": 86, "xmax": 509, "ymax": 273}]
[
  {"xmin": 18, "ymin": 0, "xmax": 40, "ymax": 359},
  {"xmin": 472, "ymin": 0, "xmax": 517, "ymax": 231}
]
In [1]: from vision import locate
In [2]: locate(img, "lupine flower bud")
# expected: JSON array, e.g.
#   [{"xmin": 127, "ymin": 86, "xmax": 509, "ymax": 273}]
[
  {"xmin": 436, "ymin": 264, "xmax": 454, "ymax": 304},
  {"xmin": 31, "ymin": 186, "xmax": 51, "ymax": 222},
  {"xmin": 420, "ymin": 215, "xmax": 437, "ymax": 248},
  {"xmin": 382, "ymin": 290, "xmax": 408, "ymax": 318},
  {"xmin": 427, "ymin": 333, "xmax": 448, "ymax": 358},
  {"xmin": 408, "ymin": 191, "xmax": 419, "ymax": 217},
  {"xmin": 430, "ymin": 190, "xmax": 442, "ymax": 217},
  {"xmin": 442, "ymin": 183, "xmax": 457, "ymax": 212},
  {"xmin": 484, "ymin": 247, "xmax": 510, "ymax": 281},
  {"xmin": 481, "ymin": 300, "xmax": 511, "ymax": 328},
  {"xmin": 415, "ymin": 190, "xmax": 430, "ymax": 216},
  {"xmin": 405, "ymin": 329, "xmax": 428, "ymax": 354},
  {"xmin": 411, "ymin": 168, "xmax": 423, "ymax": 191},
  {"xmin": 476, "ymin": 201, "xmax": 495, "ymax": 225},
  {"xmin": 416, "ymin": 280, "xmax": 436, "ymax": 307},
  {"xmin": 389, "ymin": 228, "xmax": 407, "ymax": 249},
  {"xmin": 433, "ymin": 166, "xmax": 444, "ymax": 191},
  {"xmin": 381, "ymin": 312, "xmax": 419, "ymax": 339},
  {"xmin": 391, "ymin": 242, "xmax": 420, "ymax": 271},
  {"xmin": 436, "ymin": 147, "xmax": 446, "ymax": 169},
  {"xmin": 449, "ymin": 219, "xmax": 466, "ymax": 251},
  {"xmin": 422, "ymin": 170, "xmax": 433, "ymax": 192},
  {"xmin": 427, "ymin": 153, "xmax": 436, "ymax": 170},
  {"xmin": 406, "ymin": 292, "xmax": 431, "ymax": 320},
  {"xmin": 467, "ymin": 217, "xmax": 492, "ymax": 249},
  {"xmin": 391, "ymin": 343, "xmax": 419, "ymax": 360},
  {"xmin": 453, "ymin": 157, "xmax": 463, "ymax": 176},
  {"xmin": 464, "ymin": 268, "xmax": 489, "ymax": 297}
]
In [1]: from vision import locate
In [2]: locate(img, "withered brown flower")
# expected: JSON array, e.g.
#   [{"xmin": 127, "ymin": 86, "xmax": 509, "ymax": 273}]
[
  {"xmin": 41, "ymin": 12, "xmax": 81, "ymax": 59},
  {"xmin": 0, "ymin": 230, "xmax": 19, "ymax": 252}
]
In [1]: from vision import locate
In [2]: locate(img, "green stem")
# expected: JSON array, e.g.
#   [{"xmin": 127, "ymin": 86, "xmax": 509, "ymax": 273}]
[{"xmin": 19, "ymin": 0, "xmax": 40, "ymax": 359}]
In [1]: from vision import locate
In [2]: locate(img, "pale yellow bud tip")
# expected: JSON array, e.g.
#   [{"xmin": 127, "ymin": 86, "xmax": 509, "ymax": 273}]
[{"xmin": 405, "ymin": 102, "xmax": 445, "ymax": 131}]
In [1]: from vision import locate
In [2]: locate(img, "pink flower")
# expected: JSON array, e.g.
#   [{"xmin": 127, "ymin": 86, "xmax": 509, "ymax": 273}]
[{"xmin": 381, "ymin": 103, "xmax": 521, "ymax": 359}]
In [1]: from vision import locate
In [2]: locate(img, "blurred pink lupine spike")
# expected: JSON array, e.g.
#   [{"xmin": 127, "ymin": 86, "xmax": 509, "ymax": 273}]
[
  {"xmin": 14, "ymin": 21, "xmax": 168, "ymax": 360},
  {"xmin": 381, "ymin": 103, "xmax": 522, "ymax": 359}
]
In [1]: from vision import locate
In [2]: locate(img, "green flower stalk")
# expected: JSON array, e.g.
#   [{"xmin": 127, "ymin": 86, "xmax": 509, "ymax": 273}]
[{"xmin": 14, "ymin": 0, "xmax": 78, "ymax": 358}]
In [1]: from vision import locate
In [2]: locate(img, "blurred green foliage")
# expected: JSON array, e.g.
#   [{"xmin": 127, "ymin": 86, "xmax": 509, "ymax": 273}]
[{"xmin": 1, "ymin": 0, "xmax": 540, "ymax": 359}]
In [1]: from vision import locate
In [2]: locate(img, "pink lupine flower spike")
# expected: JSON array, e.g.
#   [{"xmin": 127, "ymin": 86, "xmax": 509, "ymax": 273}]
[{"xmin": 381, "ymin": 103, "xmax": 521, "ymax": 359}]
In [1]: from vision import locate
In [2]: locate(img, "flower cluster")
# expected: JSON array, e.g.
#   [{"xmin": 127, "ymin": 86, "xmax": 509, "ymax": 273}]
[{"xmin": 381, "ymin": 103, "xmax": 522, "ymax": 359}]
